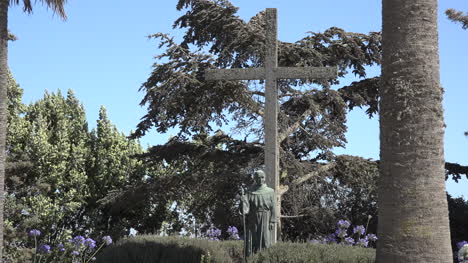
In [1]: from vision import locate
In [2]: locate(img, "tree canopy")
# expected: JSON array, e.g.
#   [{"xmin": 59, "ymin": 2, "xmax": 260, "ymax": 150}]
[
  {"xmin": 124, "ymin": 0, "xmax": 468, "ymax": 239},
  {"xmin": 132, "ymin": 0, "xmax": 382, "ymax": 176},
  {"xmin": 127, "ymin": 0, "xmax": 382, "ymax": 237},
  {"xmin": 3, "ymin": 74, "xmax": 149, "ymax": 261}
]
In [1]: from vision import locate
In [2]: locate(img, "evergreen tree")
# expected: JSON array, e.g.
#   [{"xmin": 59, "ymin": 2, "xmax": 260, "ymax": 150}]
[
  {"xmin": 127, "ymin": 0, "xmax": 382, "ymax": 236},
  {"xmin": 3, "ymin": 86, "xmax": 151, "ymax": 261},
  {"xmin": 4, "ymin": 70, "xmax": 32, "ymax": 262},
  {"xmin": 0, "ymin": 1, "xmax": 68, "ymax": 258},
  {"xmin": 17, "ymin": 90, "xmax": 90, "ymax": 244},
  {"xmin": 124, "ymin": 0, "xmax": 467, "ymax": 241},
  {"xmin": 84, "ymin": 106, "xmax": 148, "ymax": 238}
]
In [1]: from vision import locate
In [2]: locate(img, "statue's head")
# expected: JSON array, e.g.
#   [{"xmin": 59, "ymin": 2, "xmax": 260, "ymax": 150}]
[{"xmin": 253, "ymin": 169, "xmax": 266, "ymax": 187}]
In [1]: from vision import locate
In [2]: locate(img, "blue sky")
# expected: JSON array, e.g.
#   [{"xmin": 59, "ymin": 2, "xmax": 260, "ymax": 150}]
[{"xmin": 7, "ymin": 0, "xmax": 468, "ymax": 199}]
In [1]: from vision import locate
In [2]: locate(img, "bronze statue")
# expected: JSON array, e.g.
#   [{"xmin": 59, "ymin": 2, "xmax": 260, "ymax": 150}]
[{"xmin": 241, "ymin": 170, "xmax": 276, "ymax": 257}]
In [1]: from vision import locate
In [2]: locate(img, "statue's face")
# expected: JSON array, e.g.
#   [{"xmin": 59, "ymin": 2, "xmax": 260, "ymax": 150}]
[{"xmin": 254, "ymin": 171, "xmax": 266, "ymax": 186}]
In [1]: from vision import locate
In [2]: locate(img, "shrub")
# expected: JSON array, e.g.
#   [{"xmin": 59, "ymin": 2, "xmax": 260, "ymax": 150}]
[
  {"xmin": 96, "ymin": 235, "xmax": 376, "ymax": 263},
  {"xmin": 95, "ymin": 235, "xmax": 242, "ymax": 263},
  {"xmin": 247, "ymin": 242, "xmax": 375, "ymax": 263},
  {"xmin": 16, "ymin": 229, "xmax": 113, "ymax": 263}
]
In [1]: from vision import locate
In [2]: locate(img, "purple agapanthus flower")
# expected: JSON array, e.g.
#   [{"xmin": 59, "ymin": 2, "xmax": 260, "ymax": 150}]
[
  {"xmin": 206, "ymin": 227, "xmax": 222, "ymax": 241},
  {"xmin": 337, "ymin": 220, "xmax": 351, "ymax": 229},
  {"xmin": 72, "ymin": 236, "xmax": 85, "ymax": 247},
  {"xmin": 366, "ymin": 233, "xmax": 378, "ymax": 242},
  {"xmin": 102, "ymin": 236, "xmax": 113, "ymax": 246},
  {"xmin": 344, "ymin": 237, "xmax": 355, "ymax": 246},
  {"xmin": 227, "ymin": 226, "xmax": 240, "ymax": 240},
  {"xmin": 38, "ymin": 244, "xmax": 51, "ymax": 254},
  {"xmin": 458, "ymin": 244, "xmax": 468, "ymax": 263},
  {"xmin": 353, "ymin": 225, "xmax": 366, "ymax": 236},
  {"xmin": 28, "ymin": 229, "xmax": 41, "ymax": 237},
  {"xmin": 57, "ymin": 243, "xmax": 65, "ymax": 252},
  {"xmin": 458, "ymin": 241, "xmax": 468, "ymax": 249},
  {"xmin": 335, "ymin": 228, "xmax": 347, "ymax": 238},
  {"xmin": 356, "ymin": 237, "xmax": 369, "ymax": 247},
  {"xmin": 227, "ymin": 226, "xmax": 238, "ymax": 234},
  {"xmin": 84, "ymin": 238, "xmax": 96, "ymax": 249},
  {"xmin": 71, "ymin": 250, "xmax": 80, "ymax": 256}
]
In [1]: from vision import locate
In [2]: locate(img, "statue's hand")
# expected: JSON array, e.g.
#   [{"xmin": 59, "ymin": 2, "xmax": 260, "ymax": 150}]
[
  {"xmin": 269, "ymin": 222, "xmax": 275, "ymax": 230},
  {"xmin": 241, "ymin": 195, "xmax": 248, "ymax": 203},
  {"xmin": 240, "ymin": 195, "xmax": 249, "ymax": 215}
]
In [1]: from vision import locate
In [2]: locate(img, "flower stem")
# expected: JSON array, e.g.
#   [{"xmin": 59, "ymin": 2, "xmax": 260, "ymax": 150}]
[
  {"xmin": 34, "ymin": 236, "xmax": 37, "ymax": 263},
  {"xmin": 85, "ymin": 242, "xmax": 105, "ymax": 263},
  {"xmin": 364, "ymin": 215, "xmax": 372, "ymax": 237}
]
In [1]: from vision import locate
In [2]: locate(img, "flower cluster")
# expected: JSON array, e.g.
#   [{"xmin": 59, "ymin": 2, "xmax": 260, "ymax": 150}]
[
  {"xmin": 309, "ymin": 219, "xmax": 378, "ymax": 248},
  {"xmin": 204, "ymin": 225, "xmax": 242, "ymax": 241},
  {"xmin": 29, "ymin": 229, "xmax": 41, "ymax": 237},
  {"xmin": 102, "ymin": 235, "xmax": 113, "ymax": 246},
  {"xmin": 26, "ymin": 228, "xmax": 112, "ymax": 263},
  {"xmin": 206, "ymin": 227, "xmax": 222, "ymax": 241},
  {"xmin": 338, "ymin": 220, "xmax": 351, "ymax": 229},
  {"xmin": 38, "ymin": 244, "xmax": 51, "ymax": 254},
  {"xmin": 226, "ymin": 226, "xmax": 240, "ymax": 240},
  {"xmin": 458, "ymin": 241, "xmax": 468, "ymax": 263}
]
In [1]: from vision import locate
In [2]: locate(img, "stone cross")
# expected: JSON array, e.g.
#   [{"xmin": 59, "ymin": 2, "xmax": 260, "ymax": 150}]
[{"xmin": 205, "ymin": 8, "xmax": 337, "ymax": 241}]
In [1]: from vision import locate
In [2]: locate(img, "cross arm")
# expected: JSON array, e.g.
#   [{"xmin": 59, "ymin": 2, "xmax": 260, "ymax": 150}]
[
  {"xmin": 205, "ymin": 68, "xmax": 265, "ymax": 80},
  {"xmin": 276, "ymin": 66, "xmax": 338, "ymax": 80}
]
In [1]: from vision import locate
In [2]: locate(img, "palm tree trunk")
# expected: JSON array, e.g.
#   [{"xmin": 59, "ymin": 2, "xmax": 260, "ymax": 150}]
[
  {"xmin": 0, "ymin": 0, "xmax": 8, "ymax": 260},
  {"xmin": 377, "ymin": 0, "xmax": 453, "ymax": 262}
]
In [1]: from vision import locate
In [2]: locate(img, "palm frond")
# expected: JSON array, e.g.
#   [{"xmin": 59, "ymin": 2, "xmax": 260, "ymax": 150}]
[{"xmin": 11, "ymin": 0, "xmax": 68, "ymax": 20}]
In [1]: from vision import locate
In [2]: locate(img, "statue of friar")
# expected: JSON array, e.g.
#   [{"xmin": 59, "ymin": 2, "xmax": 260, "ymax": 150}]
[{"xmin": 240, "ymin": 169, "xmax": 276, "ymax": 257}]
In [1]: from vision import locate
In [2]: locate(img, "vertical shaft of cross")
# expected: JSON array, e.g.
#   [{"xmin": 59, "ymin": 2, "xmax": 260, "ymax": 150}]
[
  {"xmin": 264, "ymin": 8, "xmax": 279, "ymax": 242},
  {"xmin": 204, "ymin": 8, "xmax": 338, "ymax": 245}
]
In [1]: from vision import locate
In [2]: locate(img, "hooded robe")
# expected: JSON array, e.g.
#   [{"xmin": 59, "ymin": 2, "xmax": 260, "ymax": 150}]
[{"xmin": 241, "ymin": 184, "xmax": 276, "ymax": 256}]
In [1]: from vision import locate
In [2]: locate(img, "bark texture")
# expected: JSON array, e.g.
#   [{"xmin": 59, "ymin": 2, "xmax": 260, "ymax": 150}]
[
  {"xmin": 0, "ymin": 0, "xmax": 7, "ymax": 260},
  {"xmin": 377, "ymin": 0, "xmax": 453, "ymax": 262}
]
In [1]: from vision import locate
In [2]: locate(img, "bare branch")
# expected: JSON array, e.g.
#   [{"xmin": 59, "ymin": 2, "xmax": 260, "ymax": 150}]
[
  {"xmin": 278, "ymin": 162, "xmax": 335, "ymax": 198},
  {"xmin": 278, "ymin": 109, "xmax": 312, "ymax": 142},
  {"xmin": 281, "ymin": 214, "xmax": 306, "ymax": 218},
  {"xmin": 290, "ymin": 162, "xmax": 335, "ymax": 187},
  {"xmin": 250, "ymin": 90, "xmax": 265, "ymax": 97}
]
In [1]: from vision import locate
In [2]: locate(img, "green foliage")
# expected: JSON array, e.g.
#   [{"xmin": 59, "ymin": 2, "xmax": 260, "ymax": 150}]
[
  {"xmin": 5, "ymin": 88, "xmax": 93, "ymax": 261},
  {"xmin": 446, "ymin": 8, "xmax": 468, "ymax": 29},
  {"xmin": 247, "ymin": 242, "xmax": 375, "ymax": 263},
  {"xmin": 4, "ymin": 73, "xmax": 149, "ymax": 262},
  {"xmin": 281, "ymin": 155, "xmax": 378, "ymax": 241},
  {"xmin": 125, "ymin": 0, "xmax": 382, "ymax": 237},
  {"xmin": 123, "ymin": 1, "xmax": 468, "ymax": 242},
  {"xmin": 96, "ymin": 236, "xmax": 376, "ymax": 263},
  {"xmin": 133, "ymin": 0, "xmax": 382, "ymax": 147},
  {"xmin": 10, "ymin": 0, "xmax": 68, "ymax": 20},
  {"xmin": 448, "ymin": 194, "xmax": 468, "ymax": 257},
  {"xmin": 84, "ymin": 106, "xmax": 148, "ymax": 238},
  {"xmin": 15, "ymin": 89, "xmax": 90, "ymax": 239},
  {"xmin": 95, "ymin": 235, "xmax": 241, "ymax": 263},
  {"xmin": 7, "ymin": 30, "xmax": 17, "ymax": 41},
  {"xmin": 445, "ymin": 162, "xmax": 468, "ymax": 182}
]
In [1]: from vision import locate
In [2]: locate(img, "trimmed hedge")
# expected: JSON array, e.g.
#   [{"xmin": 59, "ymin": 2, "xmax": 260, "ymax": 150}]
[
  {"xmin": 95, "ymin": 235, "xmax": 375, "ymax": 263},
  {"xmin": 248, "ymin": 242, "xmax": 375, "ymax": 263},
  {"xmin": 95, "ymin": 235, "xmax": 242, "ymax": 263}
]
